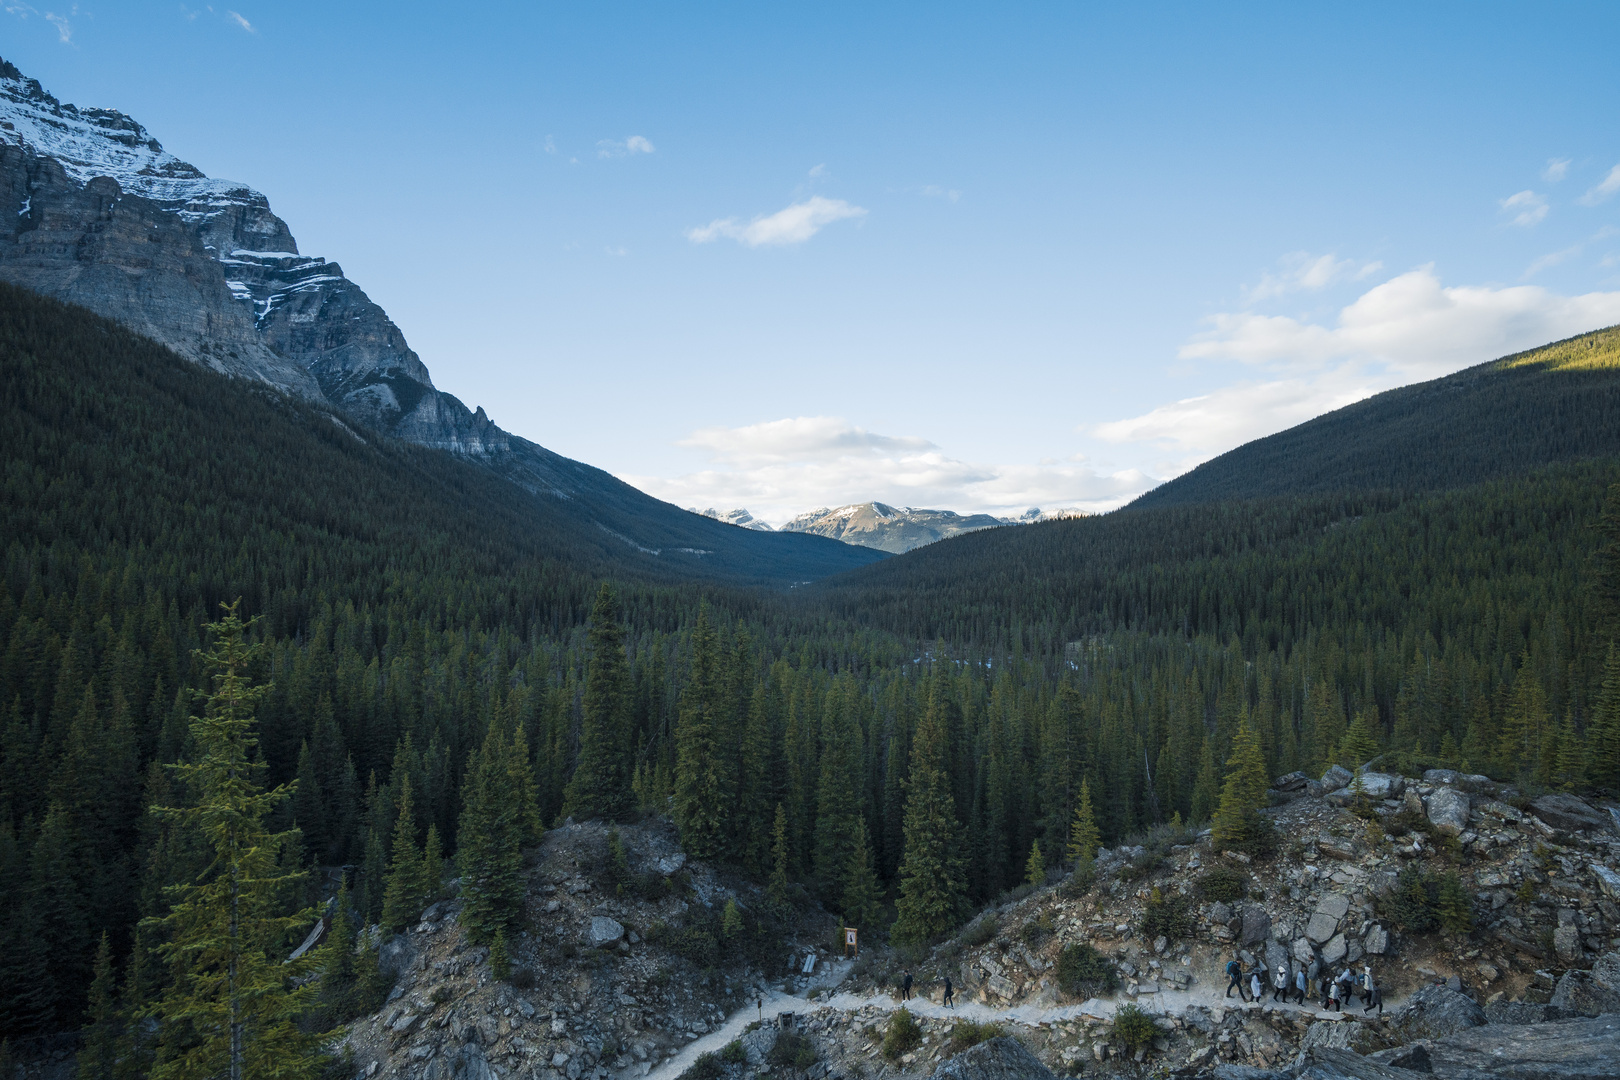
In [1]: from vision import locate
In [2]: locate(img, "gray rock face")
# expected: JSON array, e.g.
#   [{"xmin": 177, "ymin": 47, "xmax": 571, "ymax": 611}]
[
  {"xmin": 1549, "ymin": 955, "xmax": 1620, "ymax": 1016},
  {"xmin": 1295, "ymin": 1047, "xmax": 1428, "ymax": 1080},
  {"xmin": 1423, "ymin": 1013, "xmax": 1620, "ymax": 1080},
  {"xmin": 1322, "ymin": 933, "xmax": 1348, "ymax": 965},
  {"xmin": 1362, "ymin": 924, "xmax": 1389, "ymax": 955},
  {"xmin": 927, "ymin": 1036, "xmax": 1056, "ymax": 1080},
  {"xmin": 1308, "ymin": 911, "xmax": 1342, "ymax": 944},
  {"xmin": 1295, "ymin": 936, "xmax": 1319, "ymax": 964},
  {"xmin": 588, "ymin": 916, "xmax": 625, "ymax": 946},
  {"xmin": 1385, "ymin": 985, "xmax": 1486, "ymax": 1045},
  {"xmin": 1274, "ymin": 771, "xmax": 1311, "ymax": 792},
  {"xmin": 1425, "ymin": 787, "xmax": 1470, "ymax": 836},
  {"xmin": 1354, "ymin": 772, "xmax": 1404, "ymax": 799},
  {"xmin": 1321, "ymin": 765, "xmax": 1354, "ymax": 794},
  {"xmin": 1210, "ymin": 901, "xmax": 1234, "ymax": 925},
  {"xmin": 1242, "ymin": 904, "xmax": 1272, "ymax": 947},
  {"xmin": 1486, "ymin": 1001, "xmax": 1575, "ymax": 1024},
  {"xmin": 1530, "ymin": 794, "xmax": 1610, "ymax": 833},
  {"xmin": 378, "ymin": 933, "xmax": 418, "ymax": 978}
]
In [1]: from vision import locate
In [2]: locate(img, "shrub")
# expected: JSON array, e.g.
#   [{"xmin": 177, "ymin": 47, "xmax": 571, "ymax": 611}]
[
  {"xmin": 959, "ymin": 915, "xmax": 999, "ymax": 948},
  {"xmin": 1019, "ymin": 913, "xmax": 1055, "ymax": 947},
  {"xmin": 1055, "ymin": 943, "xmax": 1119, "ymax": 998},
  {"xmin": 509, "ymin": 965, "xmax": 536, "ymax": 989},
  {"xmin": 882, "ymin": 1007, "xmax": 923, "ymax": 1060},
  {"xmin": 947, "ymin": 1020, "xmax": 1004, "ymax": 1054},
  {"xmin": 1196, "ymin": 867, "xmax": 1247, "ymax": 903},
  {"xmin": 719, "ymin": 1040, "xmax": 747, "ymax": 1065},
  {"xmin": 1120, "ymin": 851, "xmax": 1168, "ymax": 883},
  {"xmin": 1138, "ymin": 891, "xmax": 1192, "ymax": 941},
  {"xmin": 770, "ymin": 1032, "xmax": 818, "ymax": 1069},
  {"xmin": 678, "ymin": 1052, "xmax": 723, "ymax": 1080},
  {"xmin": 1382, "ymin": 864, "xmax": 1438, "ymax": 934},
  {"xmin": 1060, "ymin": 861, "xmax": 1097, "ymax": 899},
  {"xmin": 1436, "ymin": 871, "xmax": 1474, "ymax": 936},
  {"xmin": 1111, "ymin": 1003, "xmax": 1157, "ymax": 1053},
  {"xmin": 489, "ymin": 928, "xmax": 511, "ymax": 981}
]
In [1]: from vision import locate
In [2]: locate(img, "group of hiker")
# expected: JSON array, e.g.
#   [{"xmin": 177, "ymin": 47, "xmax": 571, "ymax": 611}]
[
  {"xmin": 896, "ymin": 969, "xmax": 956, "ymax": 1009},
  {"xmin": 1224, "ymin": 954, "xmax": 1381, "ymax": 1015}
]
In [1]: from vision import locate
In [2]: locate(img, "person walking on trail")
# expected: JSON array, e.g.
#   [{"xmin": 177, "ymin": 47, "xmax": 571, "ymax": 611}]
[
  {"xmin": 1272, "ymin": 965, "xmax": 1288, "ymax": 1002},
  {"xmin": 1363, "ymin": 970, "xmax": 1382, "ymax": 1017},
  {"xmin": 1327, "ymin": 977, "xmax": 1342, "ymax": 1011},
  {"xmin": 1250, "ymin": 971, "xmax": 1263, "ymax": 1003},
  {"xmin": 943, "ymin": 976, "xmax": 955, "ymax": 1009},
  {"xmin": 901, "ymin": 970, "xmax": 913, "ymax": 1002},
  {"xmin": 1294, "ymin": 968, "xmax": 1307, "ymax": 1005},
  {"xmin": 1226, "ymin": 958, "xmax": 1245, "ymax": 999}
]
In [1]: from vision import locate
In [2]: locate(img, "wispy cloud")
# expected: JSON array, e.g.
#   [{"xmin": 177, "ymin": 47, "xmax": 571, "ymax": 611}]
[
  {"xmin": 227, "ymin": 9, "xmax": 254, "ymax": 33},
  {"xmin": 1243, "ymin": 252, "xmax": 1380, "ymax": 302},
  {"xmin": 43, "ymin": 8, "xmax": 68, "ymax": 40},
  {"xmin": 1581, "ymin": 164, "xmax": 1620, "ymax": 206},
  {"xmin": 3, "ymin": 2, "xmax": 73, "ymax": 43},
  {"xmin": 921, "ymin": 184, "xmax": 962, "ymax": 202},
  {"xmin": 686, "ymin": 196, "xmax": 867, "ymax": 247},
  {"xmin": 1544, "ymin": 158, "xmax": 1571, "ymax": 183},
  {"xmin": 1096, "ymin": 267, "xmax": 1620, "ymax": 463},
  {"xmin": 627, "ymin": 415, "xmax": 1147, "ymax": 522},
  {"xmin": 597, "ymin": 135, "xmax": 655, "ymax": 158},
  {"xmin": 1522, "ymin": 225, "xmax": 1619, "ymax": 279},
  {"xmin": 1499, "ymin": 189, "xmax": 1548, "ymax": 227}
]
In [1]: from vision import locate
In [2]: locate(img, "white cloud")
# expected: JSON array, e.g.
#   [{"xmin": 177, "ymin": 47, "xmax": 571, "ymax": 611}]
[
  {"xmin": 1582, "ymin": 164, "xmax": 1620, "ymax": 205},
  {"xmin": 597, "ymin": 135, "xmax": 655, "ymax": 158},
  {"xmin": 1544, "ymin": 158, "xmax": 1571, "ymax": 183},
  {"xmin": 1244, "ymin": 252, "xmax": 1380, "ymax": 302},
  {"xmin": 1524, "ymin": 244, "xmax": 1582, "ymax": 278},
  {"xmin": 543, "ymin": 135, "xmax": 557, "ymax": 155},
  {"xmin": 1099, "ymin": 267, "xmax": 1620, "ymax": 461},
  {"xmin": 808, "ymin": 163, "xmax": 827, "ymax": 179},
  {"xmin": 1499, "ymin": 189, "xmax": 1548, "ymax": 227},
  {"xmin": 686, "ymin": 196, "xmax": 867, "ymax": 248},
  {"xmin": 44, "ymin": 6, "xmax": 72, "ymax": 42},
  {"xmin": 227, "ymin": 9, "xmax": 254, "ymax": 33},
  {"xmin": 921, "ymin": 184, "xmax": 962, "ymax": 202},
  {"xmin": 627, "ymin": 416, "xmax": 1150, "ymax": 522}
]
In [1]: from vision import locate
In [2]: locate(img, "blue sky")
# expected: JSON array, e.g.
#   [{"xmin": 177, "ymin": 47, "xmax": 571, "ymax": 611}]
[{"xmin": 7, "ymin": 2, "xmax": 1620, "ymax": 522}]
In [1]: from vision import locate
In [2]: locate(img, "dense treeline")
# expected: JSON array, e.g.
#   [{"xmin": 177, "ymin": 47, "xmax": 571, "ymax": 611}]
[{"xmin": 4, "ymin": 286, "xmax": 1620, "ymax": 1076}]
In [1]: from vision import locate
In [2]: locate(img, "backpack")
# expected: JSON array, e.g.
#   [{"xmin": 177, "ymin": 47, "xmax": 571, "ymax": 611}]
[{"xmin": 1226, "ymin": 960, "xmax": 1240, "ymax": 977}]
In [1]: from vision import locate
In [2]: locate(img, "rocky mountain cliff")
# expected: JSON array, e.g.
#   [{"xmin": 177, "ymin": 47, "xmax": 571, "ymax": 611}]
[
  {"xmin": 0, "ymin": 58, "xmax": 884, "ymax": 582},
  {"xmin": 778, "ymin": 503, "xmax": 1086, "ymax": 554}
]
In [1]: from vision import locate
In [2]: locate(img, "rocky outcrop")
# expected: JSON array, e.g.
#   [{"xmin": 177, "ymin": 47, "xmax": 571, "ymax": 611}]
[
  {"xmin": 1549, "ymin": 950, "xmax": 1620, "ymax": 1016},
  {"xmin": 1422, "ymin": 1013, "xmax": 1620, "ymax": 1079},
  {"xmin": 1425, "ymin": 788, "xmax": 1470, "ymax": 836},
  {"xmin": 1382, "ymin": 985, "xmax": 1485, "ymax": 1046},
  {"xmin": 1294, "ymin": 1046, "xmax": 1428, "ymax": 1080},
  {"xmin": 927, "ymin": 1036, "xmax": 1056, "ymax": 1080},
  {"xmin": 1530, "ymin": 794, "xmax": 1613, "ymax": 834}
]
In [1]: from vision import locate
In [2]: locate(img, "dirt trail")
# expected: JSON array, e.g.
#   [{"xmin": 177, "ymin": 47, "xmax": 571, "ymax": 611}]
[{"xmin": 643, "ymin": 959, "xmax": 1402, "ymax": 1080}]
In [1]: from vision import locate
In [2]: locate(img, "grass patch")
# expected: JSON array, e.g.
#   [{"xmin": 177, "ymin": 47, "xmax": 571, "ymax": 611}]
[
  {"xmin": 678, "ymin": 1053, "xmax": 723, "ymax": 1080},
  {"xmin": 947, "ymin": 1020, "xmax": 1005, "ymax": 1054},
  {"xmin": 1138, "ymin": 890, "xmax": 1192, "ymax": 941},
  {"xmin": 769, "ymin": 1032, "xmax": 818, "ymax": 1070},
  {"xmin": 958, "ymin": 914, "xmax": 999, "ymax": 948},
  {"xmin": 881, "ymin": 1007, "xmax": 923, "ymax": 1060}
]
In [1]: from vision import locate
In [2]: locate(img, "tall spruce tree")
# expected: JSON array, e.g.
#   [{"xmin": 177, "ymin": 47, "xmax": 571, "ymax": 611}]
[
  {"xmin": 145, "ymin": 601, "xmax": 327, "ymax": 1080},
  {"xmin": 78, "ymin": 932, "xmax": 119, "ymax": 1080},
  {"xmin": 1210, "ymin": 719, "xmax": 1270, "ymax": 852},
  {"xmin": 841, "ymin": 817, "xmax": 883, "ymax": 932},
  {"xmin": 563, "ymin": 585, "xmax": 634, "ymax": 821},
  {"xmin": 1590, "ymin": 643, "xmax": 1620, "ymax": 791},
  {"xmin": 1066, "ymin": 777, "xmax": 1100, "ymax": 867},
  {"xmin": 1336, "ymin": 711, "xmax": 1381, "ymax": 768},
  {"xmin": 457, "ymin": 720, "xmax": 538, "ymax": 944},
  {"xmin": 380, "ymin": 774, "xmax": 425, "ymax": 933},
  {"xmin": 673, "ymin": 606, "xmax": 728, "ymax": 860},
  {"xmin": 892, "ymin": 675, "xmax": 967, "ymax": 946}
]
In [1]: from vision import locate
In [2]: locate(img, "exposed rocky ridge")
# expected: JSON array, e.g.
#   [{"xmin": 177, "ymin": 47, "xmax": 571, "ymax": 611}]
[
  {"xmin": 778, "ymin": 504, "xmax": 1088, "ymax": 554},
  {"xmin": 0, "ymin": 58, "xmax": 885, "ymax": 582}
]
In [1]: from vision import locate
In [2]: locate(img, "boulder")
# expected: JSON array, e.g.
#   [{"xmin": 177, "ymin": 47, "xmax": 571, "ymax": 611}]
[
  {"xmin": 1549, "ymin": 968, "xmax": 1620, "ymax": 1016},
  {"xmin": 1385, "ymin": 985, "xmax": 1486, "ymax": 1045},
  {"xmin": 1593, "ymin": 949, "xmax": 1620, "ymax": 988},
  {"xmin": 1354, "ymin": 772, "xmax": 1404, "ymax": 799},
  {"xmin": 1592, "ymin": 863, "xmax": 1620, "ymax": 901},
  {"xmin": 378, "ymin": 934, "xmax": 418, "ymax": 978},
  {"xmin": 1368, "ymin": 1044, "xmax": 1431, "ymax": 1074},
  {"xmin": 1242, "ymin": 904, "xmax": 1272, "ymax": 947},
  {"xmin": 1307, "ymin": 911, "xmax": 1342, "ymax": 944},
  {"xmin": 588, "ymin": 916, "xmax": 625, "ymax": 946},
  {"xmin": 1485, "ymin": 1001, "xmax": 1575, "ymax": 1023},
  {"xmin": 1274, "ymin": 771, "xmax": 1311, "ymax": 792},
  {"xmin": 1296, "ymin": 1047, "xmax": 1428, "ymax": 1080},
  {"xmin": 1209, "ymin": 901, "xmax": 1233, "ymax": 925},
  {"xmin": 1318, "ymin": 835, "xmax": 1360, "ymax": 860},
  {"xmin": 1530, "ymin": 794, "xmax": 1610, "ymax": 833},
  {"xmin": 655, "ymin": 853, "xmax": 687, "ymax": 875},
  {"xmin": 1318, "ymin": 893, "xmax": 1352, "ymax": 920},
  {"xmin": 1321, "ymin": 765, "xmax": 1354, "ymax": 794},
  {"xmin": 1322, "ymin": 933, "xmax": 1348, "ymax": 965},
  {"xmin": 1362, "ymin": 924, "xmax": 1389, "ymax": 955},
  {"xmin": 1294, "ymin": 936, "xmax": 1319, "ymax": 964},
  {"xmin": 1424, "ymin": 787, "xmax": 1470, "ymax": 836},
  {"xmin": 927, "ymin": 1036, "xmax": 1057, "ymax": 1080},
  {"xmin": 1266, "ymin": 940, "xmax": 1291, "ymax": 978},
  {"xmin": 1554, "ymin": 924, "xmax": 1581, "ymax": 963},
  {"xmin": 1422, "ymin": 1014, "xmax": 1620, "ymax": 1080}
]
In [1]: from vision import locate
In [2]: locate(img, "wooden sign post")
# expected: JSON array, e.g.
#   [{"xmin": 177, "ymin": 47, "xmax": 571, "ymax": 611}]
[{"xmin": 845, "ymin": 927, "xmax": 858, "ymax": 958}]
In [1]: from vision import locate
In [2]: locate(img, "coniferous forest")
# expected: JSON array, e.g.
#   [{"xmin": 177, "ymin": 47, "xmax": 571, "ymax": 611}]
[{"xmin": 5, "ymin": 285, "xmax": 1620, "ymax": 1074}]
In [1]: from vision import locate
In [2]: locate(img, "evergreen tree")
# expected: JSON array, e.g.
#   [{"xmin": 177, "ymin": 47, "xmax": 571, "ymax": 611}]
[
  {"xmin": 380, "ymin": 774, "xmax": 425, "ymax": 933},
  {"xmin": 457, "ymin": 723, "xmax": 530, "ymax": 944},
  {"xmin": 673, "ymin": 607, "xmax": 728, "ymax": 860},
  {"xmin": 312, "ymin": 884, "xmax": 359, "ymax": 1027},
  {"xmin": 1066, "ymin": 777, "xmax": 1101, "ymax": 867},
  {"xmin": 145, "ymin": 601, "xmax": 327, "ymax": 1080},
  {"xmin": 1553, "ymin": 714, "xmax": 1588, "ymax": 791},
  {"xmin": 1590, "ymin": 642, "xmax": 1620, "ymax": 791},
  {"xmin": 419, "ymin": 825, "xmax": 444, "ymax": 905},
  {"xmin": 1436, "ymin": 871, "xmax": 1473, "ymax": 936},
  {"xmin": 841, "ymin": 817, "xmax": 883, "ymax": 932},
  {"xmin": 1189, "ymin": 739, "xmax": 1218, "ymax": 824},
  {"xmin": 1024, "ymin": 840, "xmax": 1045, "ymax": 886},
  {"xmin": 1336, "ymin": 711, "xmax": 1381, "ymax": 768},
  {"xmin": 78, "ymin": 931, "xmax": 120, "ymax": 1080},
  {"xmin": 488, "ymin": 928, "xmax": 511, "ymax": 982},
  {"xmin": 813, "ymin": 678, "xmax": 864, "ymax": 902},
  {"xmin": 563, "ymin": 585, "xmax": 634, "ymax": 821},
  {"xmin": 766, "ymin": 803, "xmax": 791, "ymax": 910},
  {"xmin": 892, "ymin": 677, "xmax": 967, "ymax": 945},
  {"xmin": 721, "ymin": 899, "xmax": 744, "ymax": 941},
  {"xmin": 1211, "ymin": 719, "xmax": 1270, "ymax": 852}
]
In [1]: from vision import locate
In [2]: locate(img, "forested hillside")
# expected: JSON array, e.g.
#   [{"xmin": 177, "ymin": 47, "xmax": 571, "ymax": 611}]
[
  {"xmin": 4, "ymin": 287, "xmax": 1620, "ymax": 1075},
  {"xmin": 1130, "ymin": 325, "xmax": 1620, "ymax": 508}
]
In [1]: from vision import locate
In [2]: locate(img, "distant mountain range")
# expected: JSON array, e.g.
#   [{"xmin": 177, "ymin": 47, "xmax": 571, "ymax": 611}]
[
  {"xmin": 0, "ymin": 57, "xmax": 881, "ymax": 585},
  {"xmin": 695, "ymin": 502, "xmax": 1087, "ymax": 553}
]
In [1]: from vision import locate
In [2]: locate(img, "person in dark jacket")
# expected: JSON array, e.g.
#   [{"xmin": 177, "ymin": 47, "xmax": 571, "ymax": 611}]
[
  {"xmin": 901, "ymin": 970, "xmax": 913, "ymax": 1001},
  {"xmin": 943, "ymin": 976, "xmax": 955, "ymax": 1009},
  {"xmin": 1226, "ymin": 958, "xmax": 1245, "ymax": 999}
]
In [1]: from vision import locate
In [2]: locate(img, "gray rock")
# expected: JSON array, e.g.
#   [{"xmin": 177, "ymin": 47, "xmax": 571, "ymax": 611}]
[
  {"xmin": 1295, "ymin": 1047, "xmax": 1429, "ymax": 1080},
  {"xmin": 1274, "ymin": 771, "xmax": 1311, "ymax": 792},
  {"xmin": 587, "ymin": 916, "xmax": 625, "ymax": 946},
  {"xmin": 1385, "ymin": 985, "xmax": 1486, "ymax": 1045},
  {"xmin": 1363, "ymin": 924, "xmax": 1389, "ymax": 955},
  {"xmin": 1319, "ymin": 893, "xmax": 1352, "ymax": 920},
  {"xmin": 1594, "ymin": 949, "xmax": 1620, "ymax": 988},
  {"xmin": 1549, "ymin": 969, "xmax": 1620, "ymax": 1016},
  {"xmin": 1210, "ymin": 1068, "xmax": 1290, "ymax": 1080},
  {"xmin": 1530, "ymin": 794, "xmax": 1610, "ymax": 833},
  {"xmin": 1322, "ymin": 933, "xmax": 1348, "ymax": 965},
  {"xmin": 1319, "ymin": 835, "xmax": 1360, "ymax": 861},
  {"xmin": 378, "ymin": 934, "xmax": 418, "ymax": 978},
  {"xmin": 1321, "ymin": 765, "xmax": 1354, "ymax": 794},
  {"xmin": 927, "ymin": 1035, "xmax": 1057, "ymax": 1080},
  {"xmin": 656, "ymin": 853, "xmax": 687, "ymax": 875},
  {"xmin": 1242, "ymin": 904, "xmax": 1272, "ymax": 947},
  {"xmin": 1308, "ymin": 911, "xmax": 1342, "ymax": 944},
  {"xmin": 1299, "ymin": 1020, "xmax": 1359, "ymax": 1057},
  {"xmin": 1484, "ymin": 1001, "xmax": 1575, "ymax": 1023},
  {"xmin": 1424, "ymin": 787, "xmax": 1470, "ymax": 836},
  {"xmin": 1423, "ymin": 1013, "xmax": 1620, "ymax": 1080},
  {"xmin": 1368, "ymin": 1044, "xmax": 1431, "ymax": 1073},
  {"xmin": 1592, "ymin": 863, "xmax": 1620, "ymax": 901},
  {"xmin": 1266, "ymin": 941, "xmax": 1291, "ymax": 978},
  {"xmin": 1423, "ymin": 769, "xmax": 1461, "ymax": 786},
  {"xmin": 1295, "ymin": 936, "xmax": 1319, "ymax": 964},
  {"xmin": 1210, "ymin": 900, "xmax": 1234, "ymax": 925},
  {"xmin": 1354, "ymin": 772, "xmax": 1404, "ymax": 799},
  {"xmin": 1554, "ymin": 924, "xmax": 1582, "ymax": 963}
]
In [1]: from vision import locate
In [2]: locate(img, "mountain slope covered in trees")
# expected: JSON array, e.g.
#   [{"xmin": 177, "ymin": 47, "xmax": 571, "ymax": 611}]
[
  {"xmin": 1129, "ymin": 325, "xmax": 1620, "ymax": 508},
  {"xmin": 4, "ymin": 288, "xmax": 1620, "ymax": 1078}
]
